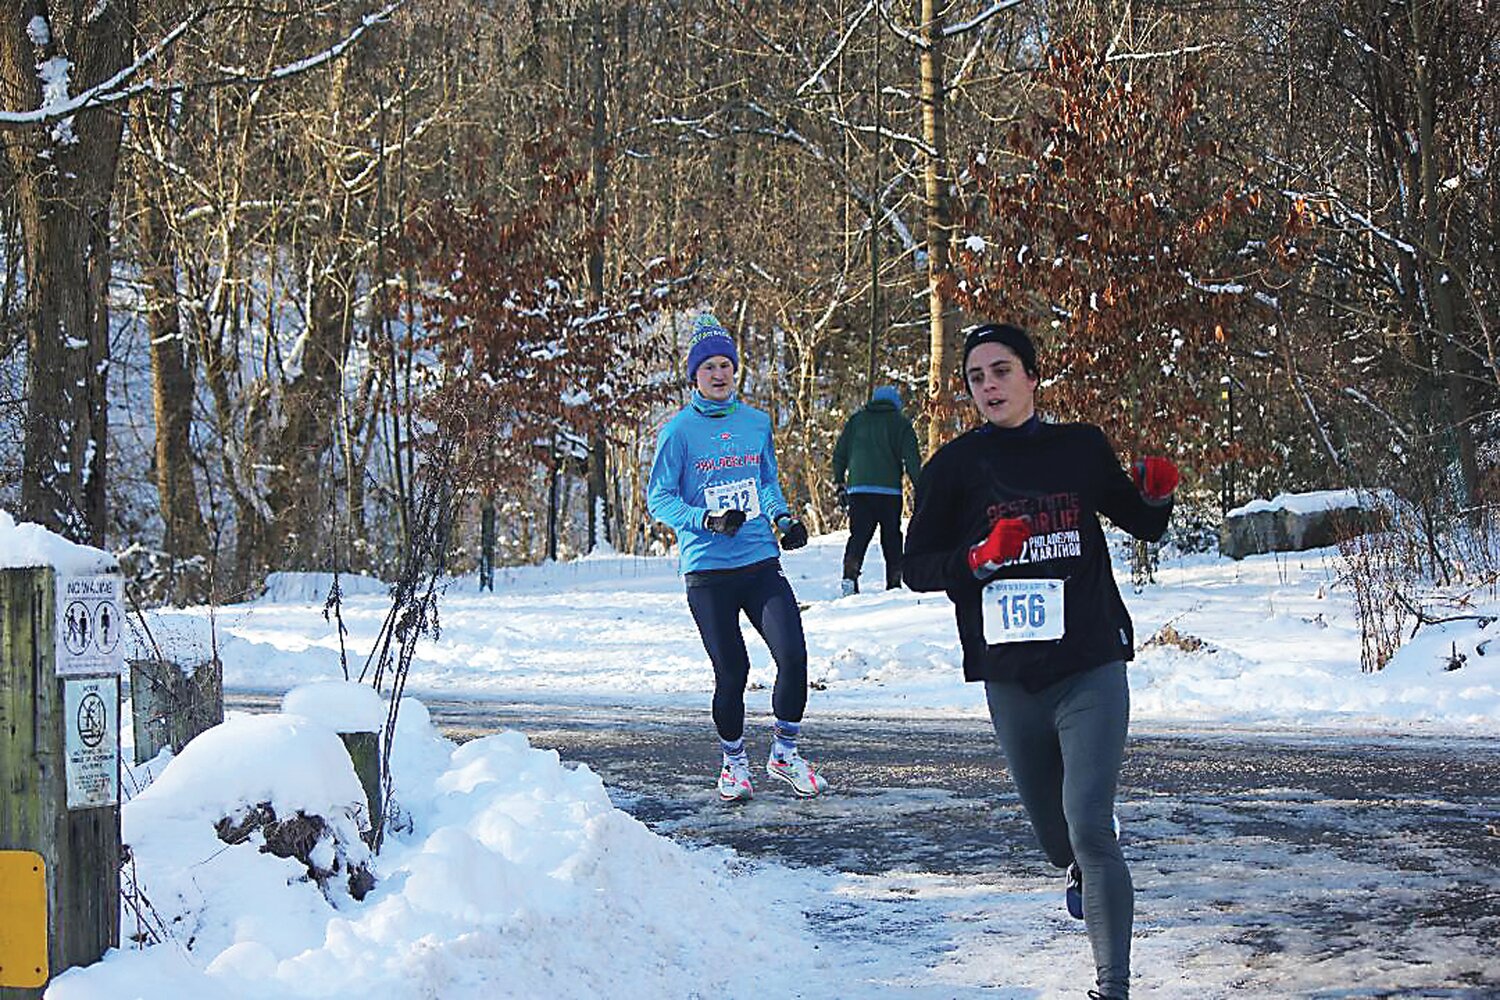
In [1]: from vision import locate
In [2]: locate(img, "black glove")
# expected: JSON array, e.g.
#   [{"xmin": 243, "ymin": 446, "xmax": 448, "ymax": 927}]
[
  {"xmin": 835, "ymin": 483, "xmax": 848, "ymax": 512},
  {"xmin": 704, "ymin": 509, "xmax": 747, "ymax": 536},
  {"xmin": 774, "ymin": 514, "xmax": 809, "ymax": 550}
]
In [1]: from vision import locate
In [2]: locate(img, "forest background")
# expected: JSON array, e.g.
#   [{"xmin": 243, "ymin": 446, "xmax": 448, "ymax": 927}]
[{"xmin": 1, "ymin": 0, "xmax": 1495, "ymax": 609}]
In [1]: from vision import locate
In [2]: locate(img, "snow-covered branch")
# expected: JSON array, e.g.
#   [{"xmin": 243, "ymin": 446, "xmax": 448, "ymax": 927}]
[
  {"xmin": 1103, "ymin": 43, "xmax": 1227, "ymax": 64},
  {"xmin": 796, "ymin": 1, "xmax": 876, "ymax": 96},
  {"xmin": 829, "ymin": 116, "xmax": 938, "ymax": 158},
  {"xmin": 0, "ymin": 1, "xmax": 407, "ymax": 129},
  {"xmin": 1292, "ymin": 188, "xmax": 1419, "ymax": 256},
  {"xmin": 880, "ymin": 0, "xmax": 1024, "ymax": 51},
  {"xmin": 943, "ymin": 0, "xmax": 1027, "ymax": 38},
  {"xmin": 1342, "ymin": 387, "xmax": 1414, "ymax": 445},
  {"xmin": 0, "ymin": 9, "xmax": 207, "ymax": 128},
  {"xmin": 877, "ymin": 2, "xmax": 926, "ymax": 50}
]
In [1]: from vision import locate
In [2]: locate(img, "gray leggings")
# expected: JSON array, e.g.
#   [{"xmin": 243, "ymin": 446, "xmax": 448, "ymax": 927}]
[{"xmin": 984, "ymin": 660, "xmax": 1132, "ymax": 999}]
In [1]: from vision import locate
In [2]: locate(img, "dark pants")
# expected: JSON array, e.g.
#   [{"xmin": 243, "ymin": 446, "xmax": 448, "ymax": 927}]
[
  {"xmin": 984, "ymin": 661, "xmax": 1133, "ymax": 998},
  {"xmin": 843, "ymin": 492, "xmax": 904, "ymax": 589},
  {"xmin": 685, "ymin": 559, "xmax": 808, "ymax": 742}
]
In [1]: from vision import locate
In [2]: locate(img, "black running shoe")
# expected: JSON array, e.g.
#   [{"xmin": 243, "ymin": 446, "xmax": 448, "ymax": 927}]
[{"xmin": 1065, "ymin": 863, "xmax": 1084, "ymax": 919}]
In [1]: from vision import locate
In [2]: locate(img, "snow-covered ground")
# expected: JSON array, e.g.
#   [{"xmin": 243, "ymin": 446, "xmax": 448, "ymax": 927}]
[
  {"xmin": 5, "ymin": 508, "xmax": 1496, "ymax": 998},
  {"xmin": 144, "ymin": 524, "xmax": 1500, "ymax": 733}
]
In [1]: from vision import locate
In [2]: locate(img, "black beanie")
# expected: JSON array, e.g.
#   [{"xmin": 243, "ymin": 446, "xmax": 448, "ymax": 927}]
[{"xmin": 962, "ymin": 323, "xmax": 1038, "ymax": 377}]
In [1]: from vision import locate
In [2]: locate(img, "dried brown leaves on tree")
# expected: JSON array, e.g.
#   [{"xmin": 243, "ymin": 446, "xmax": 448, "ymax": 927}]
[
  {"xmin": 402, "ymin": 122, "xmax": 689, "ymax": 498},
  {"xmin": 951, "ymin": 40, "xmax": 1265, "ymax": 474}
]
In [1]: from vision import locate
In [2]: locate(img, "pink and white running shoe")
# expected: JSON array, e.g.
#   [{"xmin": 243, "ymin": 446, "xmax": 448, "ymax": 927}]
[
  {"xmin": 766, "ymin": 747, "xmax": 827, "ymax": 798},
  {"xmin": 718, "ymin": 756, "xmax": 754, "ymax": 802}
]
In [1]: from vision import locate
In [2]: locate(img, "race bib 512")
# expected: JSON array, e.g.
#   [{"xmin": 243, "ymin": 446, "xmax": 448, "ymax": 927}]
[{"xmin": 703, "ymin": 477, "xmax": 761, "ymax": 520}]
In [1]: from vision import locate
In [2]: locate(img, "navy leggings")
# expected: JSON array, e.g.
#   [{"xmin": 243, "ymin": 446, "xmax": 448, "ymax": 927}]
[{"xmin": 685, "ymin": 558, "xmax": 808, "ymax": 742}]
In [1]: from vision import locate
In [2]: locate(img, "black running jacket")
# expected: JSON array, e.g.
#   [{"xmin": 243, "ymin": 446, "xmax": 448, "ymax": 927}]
[{"xmin": 903, "ymin": 420, "xmax": 1171, "ymax": 691}]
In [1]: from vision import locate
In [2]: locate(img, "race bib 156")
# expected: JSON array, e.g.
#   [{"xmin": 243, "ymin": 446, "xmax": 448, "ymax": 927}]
[{"xmin": 981, "ymin": 578, "xmax": 1064, "ymax": 644}]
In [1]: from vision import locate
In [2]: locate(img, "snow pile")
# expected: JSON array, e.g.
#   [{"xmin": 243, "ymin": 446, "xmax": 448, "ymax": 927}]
[
  {"xmin": 257, "ymin": 571, "xmax": 390, "ymax": 604},
  {"xmin": 283, "ymin": 681, "xmax": 386, "ymax": 733},
  {"xmin": 51, "ymin": 683, "xmax": 821, "ymax": 1000},
  {"xmin": 0, "ymin": 508, "xmax": 115, "ymax": 573}
]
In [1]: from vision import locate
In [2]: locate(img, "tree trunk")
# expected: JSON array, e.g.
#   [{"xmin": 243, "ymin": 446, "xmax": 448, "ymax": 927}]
[
  {"xmin": 2, "ymin": 2, "xmax": 134, "ymax": 544},
  {"xmin": 479, "ymin": 495, "xmax": 495, "ymax": 591},
  {"xmin": 1409, "ymin": 3, "xmax": 1479, "ymax": 505},
  {"xmin": 919, "ymin": 0, "xmax": 953, "ymax": 459},
  {"xmin": 239, "ymin": 56, "xmax": 354, "ymax": 582},
  {"xmin": 262, "ymin": 274, "xmax": 350, "ymax": 569},
  {"xmin": 585, "ymin": 1, "xmax": 610, "ymax": 553},
  {"xmin": 136, "ymin": 101, "xmax": 210, "ymax": 570}
]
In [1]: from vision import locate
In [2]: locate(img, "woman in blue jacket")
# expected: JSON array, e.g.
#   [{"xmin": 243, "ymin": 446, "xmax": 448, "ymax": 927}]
[{"xmin": 647, "ymin": 312, "xmax": 826, "ymax": 801}]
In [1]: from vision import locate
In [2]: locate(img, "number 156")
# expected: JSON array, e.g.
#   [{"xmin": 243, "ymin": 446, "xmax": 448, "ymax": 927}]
[{"xmin": 999, "ymin": 594, "xmax": 1046, "ymax": 629}]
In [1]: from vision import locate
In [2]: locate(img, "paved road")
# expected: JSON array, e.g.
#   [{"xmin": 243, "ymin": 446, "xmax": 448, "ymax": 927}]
[{"xmin": 229, "ymin": 693, "xmax": 1500, "ymax": 995}]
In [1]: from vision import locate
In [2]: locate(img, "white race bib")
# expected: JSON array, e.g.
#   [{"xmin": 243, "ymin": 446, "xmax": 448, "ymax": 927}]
[
  {"xmin": 703, "ymin": 477, "xmax": 761, "ymax": 520},
  {"xmin": 981, "ymin": 578, "xmax": 1065, "ymax": 644}
]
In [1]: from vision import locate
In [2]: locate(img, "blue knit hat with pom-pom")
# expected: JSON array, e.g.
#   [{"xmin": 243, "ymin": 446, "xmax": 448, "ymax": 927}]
[{"xmin": 685, "ymin": 312, "xmax": 738, "ymax": 381}]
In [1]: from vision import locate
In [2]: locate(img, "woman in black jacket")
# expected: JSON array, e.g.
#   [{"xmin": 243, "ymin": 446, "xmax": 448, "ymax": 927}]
[{"xmin": 903, "ymin": 322, "xmax": 1178, "ymax": 1000}]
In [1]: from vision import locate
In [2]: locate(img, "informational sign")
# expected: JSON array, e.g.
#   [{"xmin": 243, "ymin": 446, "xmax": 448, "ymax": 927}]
[
  {"xmin": 64, "ymin": 676, "xmax": 119, "ymax": 810},
  {"xmin": 56, "ymin": 574, "xmax": 124, "ymax": 677}
]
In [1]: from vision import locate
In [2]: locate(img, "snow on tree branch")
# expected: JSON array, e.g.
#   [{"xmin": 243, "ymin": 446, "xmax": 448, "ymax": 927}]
[
  {"xmin": 1104, "ymin": 43, "xmax": 1228, "ymax": 64},
  {"xmin": 942, "ymin": 0, "xmax": 1027, "ymax": 38},
  {"xmin": 0, "ymin": 0, "xmax": 407, "ymax": 130},
  {"xmin": 795, "ymin": 1, "xmax": 876, "ymax": 96}
]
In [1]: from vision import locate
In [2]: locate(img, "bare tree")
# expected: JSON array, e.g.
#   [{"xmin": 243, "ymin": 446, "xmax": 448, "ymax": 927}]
[{"xmin": 1, "ymin": 1, "xmax": 134, "ymax": 541}]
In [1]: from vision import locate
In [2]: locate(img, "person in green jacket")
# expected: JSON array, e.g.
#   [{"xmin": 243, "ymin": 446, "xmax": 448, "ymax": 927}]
[{"xmin": 832, "ymin": 385, "xmax": 923, "ymax": 595}]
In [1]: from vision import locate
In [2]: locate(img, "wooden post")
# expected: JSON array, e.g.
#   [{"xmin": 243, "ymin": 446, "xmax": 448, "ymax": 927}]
[
  {"xmin": 128, "ymin": 657, "xmax": 224, "ymax": 764},
  {"xmin": 0, "ymin": 566, "xmax": 121, "ymax": 998}
]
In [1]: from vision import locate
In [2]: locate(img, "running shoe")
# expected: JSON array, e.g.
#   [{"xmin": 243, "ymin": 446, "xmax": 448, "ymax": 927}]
[
  {"xmin": 766, "ymin": 746, "xmax": 827, "ymax": 797},
  {"xmin": 717, "ymin": 756, "xmax": 754, "ymax": 802},
  {"xmin": 1065, "ymin": 862, "xmax": 1084, "ymax": 920}
]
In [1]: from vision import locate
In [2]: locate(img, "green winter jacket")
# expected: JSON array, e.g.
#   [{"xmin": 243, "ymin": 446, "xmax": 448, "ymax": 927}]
[{"xmin": 832, "ymin": 387, "xmax": 922, "ymax": 495}]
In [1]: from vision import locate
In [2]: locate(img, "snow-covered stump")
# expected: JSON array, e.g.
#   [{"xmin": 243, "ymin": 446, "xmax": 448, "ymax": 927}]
[
  {"xmin": 282, "ymin": 683, "xmax": 386, "ymax": 849},
  {"xmin": 0, "ymin": 565, "xmax": 121, "ymax": 996},
  {"xmin": 337, "ymin": 731, "xmax": 382, "ymax": 848},
  {"xmin": 127, "ymin": 657, "xmax": 223, "ymax": 765}
]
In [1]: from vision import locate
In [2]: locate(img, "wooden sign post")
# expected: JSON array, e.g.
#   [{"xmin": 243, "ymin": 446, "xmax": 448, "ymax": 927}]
[{"xmin": 0, "ymin": 566, "xmax": 122, "ymax": 998}]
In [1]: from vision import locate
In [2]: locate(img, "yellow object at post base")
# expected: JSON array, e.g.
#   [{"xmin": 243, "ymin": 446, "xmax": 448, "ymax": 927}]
[{"xmin": 0, "ymin": 850, "xmax": 48, "ymax": 988}]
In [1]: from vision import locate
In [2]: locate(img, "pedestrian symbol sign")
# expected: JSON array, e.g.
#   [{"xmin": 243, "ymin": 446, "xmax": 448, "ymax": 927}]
[{"xmin": 55, "ymin": 574, "xmax": 123, "ymax": 677}]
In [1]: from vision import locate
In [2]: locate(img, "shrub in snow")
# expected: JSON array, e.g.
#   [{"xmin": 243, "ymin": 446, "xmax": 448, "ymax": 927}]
[
  {"xmin": 1142, "ymin": 623, "xmax": 1210, "ymax": 652},
  {"xmin": 1160, "ymin": 495, "xmax": 1223, "ymax": 555},
  {"xmin": 214, "ymin": 802, "xmax": 376, "ymax": 901},
  {"xmin": 117, "ymin": 542, "xmax": 211, "ymax": 607}
]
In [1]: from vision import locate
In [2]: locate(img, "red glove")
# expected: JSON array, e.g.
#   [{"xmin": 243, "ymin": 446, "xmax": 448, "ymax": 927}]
[
  {"xmin": 1132, "ymin": 457, "xmax": 1179, "ymax": 501},
  {"xmin": 967, "ymin": 518, "xmax": 1031, "ymax": 577}
]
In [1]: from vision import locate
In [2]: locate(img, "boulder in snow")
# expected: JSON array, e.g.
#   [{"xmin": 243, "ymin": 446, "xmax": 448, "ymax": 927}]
[{"xmin": 1219, "ymin": 489, "xmax": 1389, "ymax": 560}]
